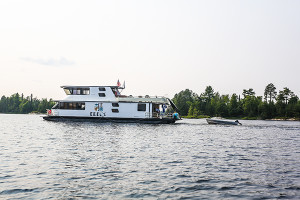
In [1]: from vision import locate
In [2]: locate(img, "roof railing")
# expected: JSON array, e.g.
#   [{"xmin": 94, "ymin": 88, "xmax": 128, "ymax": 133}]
[{"xmin": 117, "ymin": 95, "xmax": 166, "ymax": 99}]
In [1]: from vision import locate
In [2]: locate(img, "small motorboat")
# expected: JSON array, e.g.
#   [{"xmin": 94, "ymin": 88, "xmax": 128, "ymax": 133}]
[{"xmin": 206, "ymin": 118, "xmax": 242, "ymax": 125}]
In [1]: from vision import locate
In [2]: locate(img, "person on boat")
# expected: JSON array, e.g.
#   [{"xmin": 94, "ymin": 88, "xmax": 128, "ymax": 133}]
[
  {"xmin": 155, "ymin": 108, "xmax": 160, "ymax": 114},
  {"xmin": 173, "ymin": 112, "xmax": 180, "ymax": 120}
]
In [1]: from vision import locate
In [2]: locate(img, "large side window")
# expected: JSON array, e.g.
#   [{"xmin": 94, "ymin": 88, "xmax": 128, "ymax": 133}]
[
  {"xmin": 112, "ymin": 109, "xmax": 119, "ymax": 113},
  {"xmin": 64, "ymin": 88, "xmax": 90, "ymax": 95},
  {"xmin": 99, "ymin": 87, "xmax": 106, "ymax": 91},
  {"xmin": 59, "ymin": 102, "xmax": 85, "ymax": 110},
  {"xmin": 99, "ymin": 93, "xmax": 106, "ymax": 97},
  {"xmin": 137, "ymin": 103, "xmax": 146, "ymax": 111}
]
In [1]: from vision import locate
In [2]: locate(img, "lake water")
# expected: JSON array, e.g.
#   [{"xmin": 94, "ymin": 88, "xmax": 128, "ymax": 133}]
[{"xmin": 0, "ymin": 114, "xmax": 300, "ymax": 199}]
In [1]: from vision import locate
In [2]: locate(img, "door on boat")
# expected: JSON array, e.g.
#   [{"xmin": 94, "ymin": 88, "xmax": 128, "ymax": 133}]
[{"xmin": 152, "ymin": 103, "xmax": 160, "ymax": 118}]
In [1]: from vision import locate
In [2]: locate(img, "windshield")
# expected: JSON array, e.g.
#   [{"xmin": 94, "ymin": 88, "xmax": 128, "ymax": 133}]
[
  {"xmin": 64, "ymin": 88, "xmax": 71, "ymax": 95},
  {"xmin": 52, "ymin": 103, "xmax": 59, "ymax": 109}
]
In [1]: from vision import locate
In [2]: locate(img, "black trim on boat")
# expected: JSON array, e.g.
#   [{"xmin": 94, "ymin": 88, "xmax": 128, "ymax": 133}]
[{"xmin": 43, "ymin": 116, "xmax": 176, "ymax": 124}]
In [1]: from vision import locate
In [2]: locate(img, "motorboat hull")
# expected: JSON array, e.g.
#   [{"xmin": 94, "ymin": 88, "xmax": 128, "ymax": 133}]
[{"xmin": 206, "ymin": 118, "xmax": 241, "ymax": 125}]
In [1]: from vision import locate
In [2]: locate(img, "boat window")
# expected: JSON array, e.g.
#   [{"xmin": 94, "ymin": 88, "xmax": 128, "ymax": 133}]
[
  {"xmin": 72, "ymin": 103, "xmax": 77, "ymax": 109},
  {"xmin": 112, "ymin": 103, "xmax": 119, "ymax": 107},
  {"xmin": 138, "ymin": 103, "xmax": 146, "ymax": 111},
  {"xmin": 76, "ymin": 103, "xmax": 85, "ymax": 110},
  {"xmin": 64, "ymin": 88, "xmax": 90, "ymax": 95},
  {"xmin": 52, "ymin": 103, "xmax": 59, "ymax": 109},
  {"xmin": 112, "ymin": 109, "xmax": 119, "ymax": 113},
  {"xmin": 59, "ymin": 102, "xmax": 85, "ymax": 110},
  {"xmin": 64, "ymin": 89, "xmax": 71, "ymax": 95},
  {"xmin": 82, "ymin": 88, "xmax": 90, "ymax": 95},
  {"xmin": 99, "ymin": 87, "xmax": 106, "ymax": 91},
  {"xmin": 99, "ymin": 93, "xmax": 106, "ymax": 97},
  {"xmin": 73, "ymin": 90, "xmax": 77, "ymax": 95}
]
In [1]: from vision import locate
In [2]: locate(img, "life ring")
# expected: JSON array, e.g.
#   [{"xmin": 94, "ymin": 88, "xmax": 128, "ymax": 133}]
[{"xmin": 47, "ymin": 110, "xmax": 52, "ymax": 115}]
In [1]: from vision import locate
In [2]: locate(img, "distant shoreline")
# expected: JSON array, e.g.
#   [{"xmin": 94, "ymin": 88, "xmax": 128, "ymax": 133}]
[
  {"xmin": 182, "ymin": 116, "xmax": 300, "ymax": 121},
  {"xmin": 266, "ymin": 118, "xmax": 300, "ymax": 121},
  {"xmin": 0, "ymin": 112, "xmax": 45, "ymax": 115}
]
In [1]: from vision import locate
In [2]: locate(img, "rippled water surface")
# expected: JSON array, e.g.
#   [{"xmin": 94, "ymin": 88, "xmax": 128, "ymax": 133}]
[{"xmin": 1, "ymin": 114, "xmax": 300, "ymax": 199}]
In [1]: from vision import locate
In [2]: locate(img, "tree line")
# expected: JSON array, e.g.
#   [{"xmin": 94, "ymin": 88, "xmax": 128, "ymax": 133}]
[
  {"xmin": 1, "ymin": 84, "xmax": 299, "ymax": 119},
  {"xmin": 0, "ymin": 93, "xmax": 55, "ymax": 114},
  {"xmin": 172, "ymin": 83, "xmax": 300, "ymax": 120}
]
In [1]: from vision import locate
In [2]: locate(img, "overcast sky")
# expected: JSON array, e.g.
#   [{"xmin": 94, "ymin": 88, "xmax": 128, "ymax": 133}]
[{"xmin": 0, "ymin": 0, "xmax": 299, "ymax": 100}]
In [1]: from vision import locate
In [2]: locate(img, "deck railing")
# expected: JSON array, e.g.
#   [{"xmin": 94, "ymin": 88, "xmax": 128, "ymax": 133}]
[
  {"xmin": 118, "ymin": 95, "xmax": 166, "ymax": 99},
  {"xmin": 150, "ymin": 112, "xmax": 173, "ymax": 119},
  {"xmin": 46, "ymin": 109, "xmax": 58, "ymax": 116}
]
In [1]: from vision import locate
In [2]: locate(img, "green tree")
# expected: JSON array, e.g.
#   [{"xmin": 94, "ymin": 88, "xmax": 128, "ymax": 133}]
[
  {"xmin": 264, "ymin": 83, "xmax": 277, "ymax": 103},
  {"xmin": 0, "ymin": 96, "xmax": 8, "ymax": 113},
  {"xmin": 19, "ymin": 101, "xmax": 31, "ymax": 114},
  {"xmin": 243, "ymin": 96, "xmax": 262, "ymax": 117},
  {"xmin": 216, "ymin": 95, "xmax": 229, "ymax": 117},
  {"xmin": 242, "ymin": 88, "xmax": 255, "ymax": 98},
  {"xmin": 202, "ymin": 86, "xmax": 215, "ymax": 102},
  {"xmin": 258, "ymin": 101, "xmax": 276, "ymax": 119},
  {"xmin": 201, "ymin": 86, "xmax": 215, "ymax": 116},
  {"xmin": 279, "ymin": 87, "xmax": 294, "ymax": 104},
  {"xmin": 296, "ymin": 101, "xmax": 300, "ymax": 118},
  {"xmin": 276, "ymin": 87, "xmax": 297, "ymax": 117},
  {"xmin": 229, "ymin": 93, "xmax": 242, "ymax": 117},
  {"xmin": 286, "ymin": 96, "xmax": 299, "ymax": 118},
  {"xmin": 187, "ymin": 99, "xmax": 202, "ymax": 117},
  {"xmin": 172, "ymin": 89, "xmax": 196, "ymax": 116},
  {"xmin": 209, "ymin": 97, "xmax": 218, "ymax": 117}
]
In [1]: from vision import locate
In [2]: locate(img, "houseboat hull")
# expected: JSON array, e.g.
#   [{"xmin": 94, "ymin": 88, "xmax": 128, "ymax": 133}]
[{"xmin": 43, "ymin": 116, "xmax": 176, "ymax": 124}]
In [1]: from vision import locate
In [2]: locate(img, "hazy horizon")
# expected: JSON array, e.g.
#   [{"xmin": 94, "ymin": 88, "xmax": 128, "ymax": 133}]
[{"xmin": 1, "ymin": 0, "xmax": 299, "ymax": 100}]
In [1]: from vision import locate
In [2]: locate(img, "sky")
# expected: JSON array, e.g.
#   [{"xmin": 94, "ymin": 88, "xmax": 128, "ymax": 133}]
[{"xmin": 0, "ymin": 0, "xmax": 299, "ymax": 100}]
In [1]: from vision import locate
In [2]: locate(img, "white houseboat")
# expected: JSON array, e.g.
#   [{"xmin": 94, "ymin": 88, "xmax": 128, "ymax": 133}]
[{"xmin": 43, "ymin": 85, "xmax": 181, "ymax": 124}]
